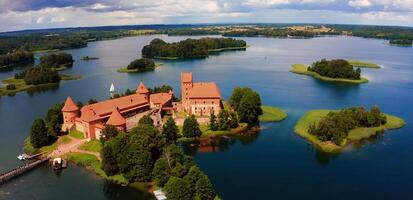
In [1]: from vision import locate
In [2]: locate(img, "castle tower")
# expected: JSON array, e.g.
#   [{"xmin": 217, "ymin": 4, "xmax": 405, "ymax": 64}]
[
  {"xmin": 181, "ymin": 72, "xmax": 193, "ymax": 111},
  {"xmin": 61, "ymin": 96, "xmax": 79, "ymax": 131},
  {"xmin": 136, "ymin": 82, "xmax": 150, "ymax": 100},
  {"xmin": 106, "ymin": 108, "xmax": 126, "ymax": 132}
]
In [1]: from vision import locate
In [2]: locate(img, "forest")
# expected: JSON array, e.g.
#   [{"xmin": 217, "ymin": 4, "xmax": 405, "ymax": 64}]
[
  {"xmin": 40, "ymin": 52, "xmax": 74, "ymax": 68},
  {"xmin": 14, "ymin": 66, "xmax": 61, "ymax": 85},
  {"xmin": 308, "ymin": 106, "xmax": 387, "ymax": 145},
  {"xmin": 100, "ymin": 118, "xmax": 217, "ymax": 200},
  {"xmin": 142, "ymin": 38, "xmax": 247, "ymax": 59},
  {"xmin": 0, "ymin": 50, "xmax": 34, "ymax": 68},
  {"xmin": 308, "ymin": 59, "xmax": 361, "ymax": 80}
]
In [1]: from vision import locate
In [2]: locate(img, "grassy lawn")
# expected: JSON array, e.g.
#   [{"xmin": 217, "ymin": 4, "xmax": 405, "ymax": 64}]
[
  {"xmin": 259, "ymin": 105, "xmax": 287, "ymax": 122},
  {"xmin": 65, "ymin": 152, "xmax": 128, "ymax": 184},
  {"xmin": 79, "ymin": 140, "xmax": 102, "ymax": 152},
  {"xmin": 62, "ymin": 136, "xmax": 72, "ymax": 144},
  {"xmin": 178, "ymin": 123, "xmax": 248, "ymax": 139},
  {"xmin": 348, "ymin": 60, "xmax": 380, "ymax": 68},
  {"xmin": 290, "ymin": 64, "xmax": 368, "ymax": 84},
  {"xmin": 24, "ymin": 137, "xmax": 58, "ymax": 155},
  {"xmin": 294, "ymin": 110, "xmax": 406, "ymax": 152},
  {"xmin": 175, "ymin": 111, "xmax": 188, "ymax": 118},
  {"xmin": 69, "ymin": 130, "xmax": 85, "ymax": 139}
]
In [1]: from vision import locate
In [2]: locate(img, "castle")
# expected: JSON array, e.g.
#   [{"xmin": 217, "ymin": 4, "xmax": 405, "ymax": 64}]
[
  {"xmin": 178, "ymin": 72, "xmax": 222, "ymax": 116},
  {"xmin": 62, "ymin": 72, "xmax": 222, "ymax": 140}
]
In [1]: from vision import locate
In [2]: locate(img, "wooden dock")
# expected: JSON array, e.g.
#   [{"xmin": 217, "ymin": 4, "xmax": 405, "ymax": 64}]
[{"xmin": 0, "ymin": 157, "xmax": 49, "ymax": 185}]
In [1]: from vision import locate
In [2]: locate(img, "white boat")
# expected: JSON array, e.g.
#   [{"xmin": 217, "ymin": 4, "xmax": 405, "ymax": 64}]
[
  {"xmin": 109, "ymin": 83, "xmax": 115, "ymax": 93},
  {"xmin": 17, "ymin": 154, "xmax": 28, "ymax": 160}
]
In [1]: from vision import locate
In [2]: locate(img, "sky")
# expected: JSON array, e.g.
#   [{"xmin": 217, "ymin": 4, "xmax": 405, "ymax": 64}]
[{"xmin": 0, "ymin": 0, "xmax": 413, "ymax": 32}]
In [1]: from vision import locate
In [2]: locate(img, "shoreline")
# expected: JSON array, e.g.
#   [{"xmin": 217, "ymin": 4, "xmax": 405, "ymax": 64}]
[
  {"xmin": 290, "ymin": 64, "xmax": 369, "ymax": 84},
  {"xmin": 294, "ymin": 109, "xmax": 406, "ymax": 153}
]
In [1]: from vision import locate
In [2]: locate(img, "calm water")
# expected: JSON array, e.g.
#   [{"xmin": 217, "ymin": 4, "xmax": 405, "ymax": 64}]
[{"xmin": 1, "ymin": 35, "xmax": 412, "ymax": 200}]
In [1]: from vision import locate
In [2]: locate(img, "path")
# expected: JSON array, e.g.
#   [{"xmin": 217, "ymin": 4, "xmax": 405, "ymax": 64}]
[{"xmin": 48, "ymin": 136, "xmax": 101, "ymax": 160}]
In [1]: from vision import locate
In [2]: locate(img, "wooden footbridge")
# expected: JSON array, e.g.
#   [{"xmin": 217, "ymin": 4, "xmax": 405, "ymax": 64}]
[{"xmin": 0, "ymin": 157, "xmax": 49, "ymax": 185}]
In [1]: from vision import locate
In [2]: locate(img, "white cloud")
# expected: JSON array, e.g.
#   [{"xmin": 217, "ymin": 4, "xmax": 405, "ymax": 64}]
[{"xmin": 349, "ymin": 0, "xmax": 372, "ymax": 8}]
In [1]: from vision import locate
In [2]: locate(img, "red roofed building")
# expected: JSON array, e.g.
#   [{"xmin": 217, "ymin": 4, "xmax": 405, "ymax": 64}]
[
  {"xmin": 180, "ymin": 72, "xmax": 222, "ymax": 116},
  {"xmin": 62, "ymin": 82, "xmax": 173, "ymax": 140}
]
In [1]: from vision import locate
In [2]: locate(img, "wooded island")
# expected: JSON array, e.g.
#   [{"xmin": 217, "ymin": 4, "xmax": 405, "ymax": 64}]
[{"xmin": 142, "ymin": 38, "xmax": 247, "ymax": 59}]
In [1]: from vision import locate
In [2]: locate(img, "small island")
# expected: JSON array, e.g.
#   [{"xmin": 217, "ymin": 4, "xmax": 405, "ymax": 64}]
[
  {"xmin": 389, "ymin": 39, "xmax": 413, "ymax": 47},
  {"xmin": 294, "ymin": 106, "xmax": 405, "ymax": 152},
  {"xmin": 39, "ymin": 52, "xmax": 74, "ymax": 71},
  {"xmin": 290, "ymin": 59, "xmax": 371, "ymax": 84},
  {"xmin": 117, "ymin": 58, "xmax": 160, "ymax": 73},
  {"xmin": 0, "ymin": 66, "xmax": 80, "ymax": 96},
  {"xmin": 80, "ymin": 56, "xmax": 99, "ymax": 61},
  {"xmin": 142, "ymin": 38, "xmax": 247, "ymax": 60}
]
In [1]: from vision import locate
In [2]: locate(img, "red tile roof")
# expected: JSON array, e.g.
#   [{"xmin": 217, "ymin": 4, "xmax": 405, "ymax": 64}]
[
  {"xmin": 136, "ymin": 82, "xmax": 149, "ymax": 94},
  {"xmin": 188, "ymin": 82, "xmax": 221, "ymax": 99},
  {"xmin": 62, "ymin": 96, "xmax": 79, "ymax": 112},
  {"xmin": 106, "ymin": 109, "xmax": 126, "ymax": 126},
  {"xmin": 80, "ymin": 93, "xmax": 149, "ymax": 122},
  {"xmin": 181, "ymin": 72, "xmax": 193, "ymax": 83},
  {"xmin": 150, "ymin": 93, "xmax": 173, "ymax": 106}
]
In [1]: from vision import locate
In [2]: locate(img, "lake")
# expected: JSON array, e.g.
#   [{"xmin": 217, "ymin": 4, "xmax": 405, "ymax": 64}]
[{"xmin": 0, "ymin": 35, "xmax": 412, "ymax": 199}]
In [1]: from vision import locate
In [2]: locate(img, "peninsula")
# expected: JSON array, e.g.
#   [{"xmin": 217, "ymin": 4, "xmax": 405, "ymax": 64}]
[
  {"xmin": 0, "ymin": 66, "xmax": 80, "ymax": 96},
  {"xmin": 294, "ymin": 106, "xmax": 405, "ymax": 152},
  {"xmin": 290, "ymin": 59, "xmax": 374, "ymax": 84},
  {"xmin": 142, "ymin": 38, "xmax": 247, "ymax": 60}
]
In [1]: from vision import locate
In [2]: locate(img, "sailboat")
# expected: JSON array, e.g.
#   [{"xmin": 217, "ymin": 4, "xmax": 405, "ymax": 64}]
[{"xmin": 110, "ymin": 83, "xmax": 115, "ymax": 98}]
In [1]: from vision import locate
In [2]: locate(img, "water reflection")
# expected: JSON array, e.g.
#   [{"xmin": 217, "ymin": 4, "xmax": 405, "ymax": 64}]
[
  {"xmin": 181, "ymin": 128, "xmax": 261, "ymax": 156},
  {"xmin": 311, "ymin": 78, "xmax": 361, "ymax": 99},
  {"xmin": 102, "ymin": 180, "xmax": 156, "ymax": 200}
]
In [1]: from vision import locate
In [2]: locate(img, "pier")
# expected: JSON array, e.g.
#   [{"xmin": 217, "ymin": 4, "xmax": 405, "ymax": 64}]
[{"xmin": 0, "ymin": 157, "xmax": 49, "ymax": 185}]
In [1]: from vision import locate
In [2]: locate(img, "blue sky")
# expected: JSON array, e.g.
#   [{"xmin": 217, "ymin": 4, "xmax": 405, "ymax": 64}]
[{"xmin": 1, "ymin": 0, "xmax": 412, "ymax": 32}]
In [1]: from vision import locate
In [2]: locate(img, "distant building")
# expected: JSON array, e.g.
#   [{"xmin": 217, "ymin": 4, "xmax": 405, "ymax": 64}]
[
  {"xmin": 178, "ymin": 72, "xmax": 222, "ymax": 116},
  {"xmin": 62, "ymin": 82, "xmax": 173, "ymax": 140}
]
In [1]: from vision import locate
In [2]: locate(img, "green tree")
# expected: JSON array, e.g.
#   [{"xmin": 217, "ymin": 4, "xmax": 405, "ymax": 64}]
[
  {"xmin": 117, "ymin": 144, "xmax": 154, "ymax": 182},
  {"xmin": 101, "ymin": 125, "xmax": 119, "ymax": 141},
  {"xmin": 218, "ymin": 110, "xmax": 231, "ymax": 130},
  {"xmin": 162, "ymin": 117, "xmax": 178, "ymax": 144},
  {"xmin": 45, "ymin": 103, "xmax": 63, "ymax": 137},
  {"xmin": 139, "ymin": 115, "xmax": 154, "ymax": 126},
  {"xmin": 237, "ymin": 90, "xmax": 262, "ymax": 124},
  {"xmin": 229, "ymin": 112, "xmax": 239, "ymax": 128},
  {"xmin": 182, "ymin": 115, "xmax": 202, "ymax": 138},
  {"xmin": 30, "ymin": 118, "xmax": 49, "ymax": 148},
  {"xmin": 164, "ymin": 177, "xmax": 192, "ymax": 200},
  {"xmin": 183, "ymin": 166, "xmax": 203, "ymax": 194},
  {"xmin": 209, "ymin": 112, "xmax": 218, "ymax": 131},
  {"xmin": 152, "ymin": 158, "xmax": 171, "ymax": 187},
  {"xmin": 195, "ymin": 174, "xmax": 216, "ymax": 200}
]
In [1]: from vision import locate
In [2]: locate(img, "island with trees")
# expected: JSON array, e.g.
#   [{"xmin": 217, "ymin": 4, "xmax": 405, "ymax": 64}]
[
  {"xmin": 39, "ymin": 52, "xmax": 74, "ymax": 70},
  {"xmin": 0, "ymin": 66, "xmax": 80, "ymax": 96},
  {"xmin": 176, "ymin": 87, "xmax": 287, "ymax": 141},
  {"xmin": 290, "ymin": 59, "xmax": 380, "ymax": 84},
  {"xmin": 80, "ymin": 56, "xmax": 99, "ymax": 61},
  {"xmin": 0, "ymin": 50, "xmax": 34, "ymax": 70},
  {"xmin": 117, "ymin": 58, "xmax": 161, "ymax": 73},
  {"xmin": 294, "ymin": 106, "xmax": 405, "ymax": 152},
  {"xmin": 389, "ymin": 39, "xmax": 413, "ymax": 46},
  {"xmin": 141, "ymin": 38, "xmax": 247, "ymax": 60},
  {"xmin": 24, "ymin": 100, "xmax": 220, "ymax": 200}
]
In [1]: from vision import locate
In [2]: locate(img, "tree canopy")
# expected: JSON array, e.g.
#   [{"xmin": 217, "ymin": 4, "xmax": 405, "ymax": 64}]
[
  {"xmin": 309, "ymin": 106, "xmax": 387, "ymax": 145},
  {"xmin": 308, "ymin": 59, "xmax": 361, "ymax": 80},
  {"xmin": 229, "ymin": 87, "xmax": 262, "ymax": 124},
  {"xmin": 30, "ymin": 118, "xmax": 49, "ymax": 148},
  {"xmin": 182, "ymin": 115, "xmax": 202, "ymax": 138},
  {"xmin": 126, "ymin": 58, "xmax": 155, "ymax": 71},
  {"xmin": 39, "ymin": 52, "xmax": 74, "ymax": 68},
  {"xmin": 142, "ymin": 37, "xmax": 246, "ymax": 59},
  {"xmin": 0, "ymin": 50, "xmax": 34, "ymax": 68},
  {"xmin": 15, "ymin": 66, "xmax": 61, "ymax": 85}
]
